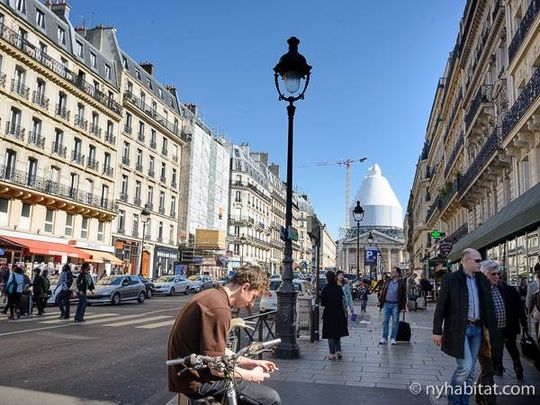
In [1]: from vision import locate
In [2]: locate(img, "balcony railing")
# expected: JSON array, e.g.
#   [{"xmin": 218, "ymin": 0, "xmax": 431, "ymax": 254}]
[
  {"xmin": 124, "ymin": 125, "xmax": 132, "ymax": 135},
  {"xmin": 120, "ymin": 192, "xmax": 128, "ymax": 202},
  {"xmin": 136, "ymin": 163, "xmax": 143, "ymax": 172},
  {"xmin": 0, "ymin": 72, "xmax": 5, "ymax": 87},
  {"xmin": 150, "ymin": 140, "xmax": 157, "ymax": 149},
  {"xmin": 458, "ymin": 127, "xmax": 501, "ymax": 195},
  {"xmin": 425, "ymin": 196, "xmax": 441, "ymax": 223},
  {"xmin": 74, "ymin": 115, "xmax": 88, "ymax": 131},
  {"xmin": 134, "ymin": 197, "xmax": 141, "ymax": 207},
  {"xmin": 444, "ymin": 133, "xmax": 464, "ymax": 177},
  {"xmin": 509, "ymin": 0, "xmax": 540, "ymax": 63},
  {"xmin": 103, "ymin": 166, "xmax": 113, "ymax": 177},
  {"xmin": 146, "ymin": 202, "xmax": 154, "ymax": 211},
  {"xmin": 104, "ymin": 133, "xmax": 116, "ymax": 145},
  {"xmin": 32, "ymin": 91, "xmax": 49, "ymax": 109},
  {"xmin": 71, "ymin": 150, "xmax": 85, "ymax": 166},
  {"xmin": 161, "ymin": 148, "xmax": 168, "ymax": 156},
  {"xmin": 132, "ymin": 228, "xmax": 139, "ymax": 238},
  {"xmin": 159, "ymin": 206, "xmax": 165, "ymax": 215},
  {"xmin": 123, "ymin": 91, "xmax": 184, "ymax": 139},
  {"xmin": 28, "ymin": 131, "xmax": 45, "ymax": 149},
  {"xmin": 5, "ymin": 121, "xmax": 25, "ymax": 141},
  {"xmin": 55, "ymin": 105, "xmax": 70, "ymax": 121},
  {"xmin": 439, "ymin": 178, "xmax": 460, "ymax": 214},
  {"xmin": 148, "ymin": 169, "xmax": 155, "ymax": 178},
  {"xmin": 0, "ymin": 22, "xmax": 122, "ymax": 114},
  {"xmin": 87, "ymin": 158, "xmax": 99, "ymax": 171},
  {"xmin": 465, "ymin": 85, "xmax": 493, "ymax": 129},
  {"xmin": 0, "ymin": 164, "xmax": 115, "ymax": 212},
  {"xmin": 51, "ymin": 142, "xmax": 67, "ymax": 158},
  {"xmin": 10, "ymin": 80, "xmax": 29, "ymax": 99},
  {"xmin": 137, "ymin": 132, "xmax": 145, "ymax": 142},
  {"xmin": 160, "ymin": 175, "xmax": 167, "ymax": 183},
  {"xmin": 121, "ymin": 156, "xmax": 130, "ymax": 166},
  {"xmin": 171, "ymin": 181, "xmax": 177, "ymax": 189},
  {"xmin": 170, "ymin": 210, "xmax": 176, "ymax": 218},
  {"xmin": 89, "ymin": 123, "xmax": 102, "ymax": 137},
  {"xmin": 448, "ymin": 223, "xmax": 468, "ymax": 242}
]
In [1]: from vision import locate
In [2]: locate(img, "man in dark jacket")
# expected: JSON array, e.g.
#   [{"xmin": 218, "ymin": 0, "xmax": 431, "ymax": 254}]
[
  {"xmin": 378, "ymin": 266, "xmax": 406, "ymax": 345},
  {"xmin": 433, "ymin": 248, "xmax": 496, "ymax": 405},
  {"xmin": 481, "ymin": 260, "xmax": 527, "ymax": 380},
  {"xmin": 74, "ymin": 263, "xmax": 94, "ymax": 323},
  {"xmin": 31, "ymin": 268, "xmax": 47, "ymax": 315}
]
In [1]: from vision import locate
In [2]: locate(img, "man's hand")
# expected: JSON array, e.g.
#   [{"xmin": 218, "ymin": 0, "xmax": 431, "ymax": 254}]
[
  {"xmin": 432, "ymin": 334, "xmax": 442, "ymax": 347},
  {"xmin": 254, "ymin": 360, "xmax": 278, "ymax": 373},
  {"xmin": 245, "ymin": 366, "xmax": 270, "ymax": 383}
]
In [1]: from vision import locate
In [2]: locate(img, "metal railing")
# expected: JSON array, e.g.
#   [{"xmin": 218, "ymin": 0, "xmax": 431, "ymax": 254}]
[
  {"xmin": 439, "ymin": 178, "xmax": 460, "ymax": 214},
  {"xmin": 137, "ymin": 132, "xmax": 145, "ymax": 142},
  {"xmin": 444, "ymin": 133, "xmax": 464, "ymax": 177},
  {"xmin": 32, "ymin": 91, "xmax": 49, "ymax": 109},
  {"xmin": 121, "ymin": 156, "xmax": 130, "ymax": 166},
  {"xmin": 231, "ymin": 310, "xmax": 276, "ymax": 358},
  {"xmin": 28, "ymin": 131, "xmax": 45, "ymax": 149},
  {"xmin": 5, "ymin": 121, "xmax": 25, "ymax": 141},
  {"xmin": 465, "ymin": 85, "xmax": 493, "ymax": 129},
  {"xmin": 89, "ymin": 123, "xmax": 102, "ymax": 137},
  {"xmin": 425, "ymin": 196, "xmax": 441, "ymax": 223},
  {"xmin": 10, "ymin": 79, "xmax": 29, "ymax": 99},
  {"xmin": 51, "ymin": 142, "xmax": 67, "ymax": 158},
  {"xmin": 55, "ymin": 105, "xmax": 70, "ymax": 121},
  {"xmin": 74, "ymin": 115, "xmax": 88, "ymax": 131},
  {"xmin": 71, "ymin": 150, "xmax": 85, "ymax": 166},
  {"xmin": 87, "ymin": 158, "xmax": 99, "ymax": 171},
  {"xmin": 104, "ymin": 132, "xmax": 115, "ymax": 145},
  {"xmin": 509, "ymin": 0, "xmax": 540, "ymax": 63},
  {"xmin": 136, "ymin": 163, "xmax": 143, "ymax": 172},
  {"xmin": 103, "ymin": 166, "xmax": 114, "ymax": 177},
  {"xmin": 124, "ymin": 125, "xmax": 132, "ymax": 135}
]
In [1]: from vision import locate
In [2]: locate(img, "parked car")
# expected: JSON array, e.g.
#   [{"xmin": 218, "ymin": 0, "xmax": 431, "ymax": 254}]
[
  {"xmin": 260, "ymin": 278, "xmax": 313, "ymax": 313},
  {"xmin": 47, "ymin": 273, "xmax": 96, "ymax": 306},
  {"xmin": 187, "ymin": 275, "xmax": 215, "ymax": 293},
  {"xmin": 136, "ymin": 275, "xmax": 156, "ymax": 298},
  {"xmin": 217, "ymin": 276, "xmax": 230, "ymax": 286},
  {"xmin": 88, "ymin": 275, "xmax": 146, "ymax": 305},
  {"xmin": 153, "ymin": 275, "xmax": 189, "ymax": 295}
]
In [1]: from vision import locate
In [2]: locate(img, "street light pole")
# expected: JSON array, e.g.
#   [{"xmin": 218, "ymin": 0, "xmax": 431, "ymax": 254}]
[
  {"xmin": 240, "ymin": 234, "xmax": 246, "ymax": 266},
  {"xmin": 352, "ymin": 201, "xmax": 364, "ymax": 281},
  {"xmin": 139, "ymin": 205, "xmax": 151, "ymax": 276},
  {"xmin": 273, "ymin": 37, "xmax": 311, "ymax": 359}
]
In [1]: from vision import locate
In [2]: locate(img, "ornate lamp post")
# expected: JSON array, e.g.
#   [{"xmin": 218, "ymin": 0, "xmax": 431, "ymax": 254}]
[
  {"xmin": 240, "ymin": 233, "xmax": 246, "ymax": 266},
  {"xmin": 352, "ymin": 201, "xmax": 364, "ymax": 280},
  {"xmin": 273, "ymin": 36, "xmax": 311, "ymax": 359},
  {"xmin": 139, "ymin": 205, "xmax": 151, "ymax": 276}
]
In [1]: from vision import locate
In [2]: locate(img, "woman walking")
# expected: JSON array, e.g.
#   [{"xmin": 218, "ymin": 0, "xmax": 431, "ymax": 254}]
[
  {"xmin": 74, "ymin": 262, "xmax": 94, "ymax": 323},
  {"xmin": 336, "ymin": 270, "xmax": 354, "ymax": 316},
  {"xmin": 358, "ymin": 281, "xmax": 369, "ymax": 313},
  {"xmin": 31, "ymin": 268, "xmax": 47, "ymax": 315},
  {"xmin": 5, "ymin": 266, "xmax": 25, "ymax": 319},
  {"xmin": 321, "ymin": 270, "xmax": 349, "ymax": 360}
]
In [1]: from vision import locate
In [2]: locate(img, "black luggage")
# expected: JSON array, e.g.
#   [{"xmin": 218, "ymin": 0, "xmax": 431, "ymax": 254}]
[
  {"xmin": 520, "ymin": 332, "xmax": 540, "ymax": 362},
  {"xmin": 396, "ymin": 312, "xmax": 411, "ymax": 342},
  {"xmin": 17, "ymin": 292, "xmax": 31, "ymax": 316}
]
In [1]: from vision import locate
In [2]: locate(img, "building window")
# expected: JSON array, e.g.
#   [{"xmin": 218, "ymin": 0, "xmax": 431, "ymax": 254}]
[
  {"xmin": 69, "ymin": 173, "xmax": 79, "ymax": 198},
  {"xmin": 122, "ymin": 56, "xmax": 128, "ymax": 69},
  {"xmin": 0, "ymin": 198, "xmax": 9, "ymax": 226},
  {"xmin": 135, "ymin": 69, "xmax": 141, "ymax": 80},
  {"xmin": 101, "ymin": 185, "xmax": 109, "ymax": 207},
  {"xmin": 235, "ymin": 191, "xmax": 241, "ymax": 203},
  {"xmin": 169, "ymin": 225, "xmax": 175, "ymax": 243},
  {"xmin": 161, "ymin": 163, "xmax": 166, "ymax": 180},
  {"xmin": 159, "ymin": 191, "xmax": 165, "ymax": 210},
  {"xmin": 97, "ymin": 221, "xmax": 104, "ymax": 241},
  {"xmin": 172, "ymin": 168, "xmax": 177, "ymax": 186},
  {"xmin": 36, "ymin": 9, "xmax": 45, "ymax": 28},
  {"xmin": 123, "ymin": 142, "xmax": 130, "ymax": 160},
  {"xmin": 147, "ymin": 186, "xmax": 153, "ymax": 207},
  {"xmin": 65, "ymin": 214, "xmax": 73, "ymax": 236},
  {"xmin": 137, "ymin": 149, "xmax": 143, "ymax": 166},
  {"xmin": 121, "ymin": 175, "xmax": 128, "ymax": 195},
  {"xmin": 75, "ymin": 41, "xmax": 83, "ymax": 58},
  {"xmin": 90, "ymin": 52, "xmax": 97, "ymax": 69},
  {"xmin": 118, "ymin": 210, "xmax": 125, "ymax": 232},
  {"xmin": 27, "ymin": 158, "xmax": 37, "ymax": 186},
  {"xmin": 4, "ymin": 150, "xmax": 17, "ymax": 179},
  {"xmin": 105, "ymin": 64, "xmax": 111, "ymax": 80},
  {"xmin": 16, "ymin": 0, "xmax": 25, "ymax": 13},
  {"xmin": 57, "ymin": 26, "xmax": 66, "ymax": 45},
  {"xmin": 135, "ymin": 180, "xmax": 141, "ymax": 200},
  {"xmin": 171, "ymin": 196, "xmax": 176, "ymax": 215},
  {"xmin": 81, "ymin": 217, "xmax": 88, "ymax": 239},
  {"xmin": 147, "ymin": 78, "xmax": 153, "ymax": 89},
  {"xmin": 159, "ymin": 88, "xmax": 164, "ymax": 98},
  {"xmin": 158, "ymin": 221, "xmax": 163, "ymax": 240},
  {"xmin": 21, "ymin": 203, "xmax": 31, "ymax": 218},
  {"xmin": 44, "ymin": 209, "xmax": 54, "ymax": 233}
]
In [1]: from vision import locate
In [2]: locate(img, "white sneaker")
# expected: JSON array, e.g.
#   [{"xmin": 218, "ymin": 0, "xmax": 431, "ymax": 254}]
[
  {"xmin": 379, "ymin": 339, "xmax": 387, "ymax": 344},
  {"xmin": 391, "ymin": 339, "xmax": 397, "ymax": 345}
]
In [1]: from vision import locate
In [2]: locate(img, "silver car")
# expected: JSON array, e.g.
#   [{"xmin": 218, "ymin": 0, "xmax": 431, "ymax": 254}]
[{"xmin": 88, "ymin": 275, "xmax": 146, "ymax": 305}]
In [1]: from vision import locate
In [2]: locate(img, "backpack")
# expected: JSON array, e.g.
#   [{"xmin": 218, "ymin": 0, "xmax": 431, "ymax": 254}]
[{"xmin": 66, "ymin": 272, "xmax": 74, "ymax": 289}]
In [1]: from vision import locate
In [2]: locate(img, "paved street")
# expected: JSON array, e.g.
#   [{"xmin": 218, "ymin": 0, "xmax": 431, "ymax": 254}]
[{"xmin": 1, "ymin": 296, "xmax": 540, "ymax": 404}]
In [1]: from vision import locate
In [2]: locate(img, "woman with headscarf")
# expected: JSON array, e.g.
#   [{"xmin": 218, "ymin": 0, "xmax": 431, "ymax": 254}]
[{"xmin": 321, "ymin": 270, "xmax": 349, "ymax": 360}]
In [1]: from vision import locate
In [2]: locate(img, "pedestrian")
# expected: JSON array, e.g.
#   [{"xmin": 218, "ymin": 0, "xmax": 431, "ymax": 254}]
[
  {"xmin": 5, "ymin": 266, "xmax": 25, "ymax": 319},
  {"xmin": 336, "ymin": 270, "xmax": 354, "ymax": 316},
  {"xmin": 526, "ymin": 270, "xmax": 540, "ymax": 340},
  {"xmin": 358, "ymin": 281, "xmax": 369, "ymax": 313},
  {"xmin": 31, "ymin": 268, "xmax": 47, "ymax": 316},
  {"xmin": 517, "ymin": 278, "xmax": 528, "ymax": 306},
  {"xmin": 0, "ymin": 264, "xmax": 9, "ymax": 313},
  {"xmin": 432, "ymin": 248, "xmax": 496, "ymax": 405},
  {"xmin": 55, "ymin": 264, "xmax": 73, "ymax": 319},
  {"xmin": 374, "ymin": 273, "xmax": 389, "ymax": 308},
  {"xmin": 378, "ymin": 266, "xmax": 406, "ymax": 345},
  {"xmin": 74, "ymin": 262, "xmax": 94, "ymax": 323},
  {"xmin": 42, "ymin": 269, "xmax": 50, "ymax": 313},
  {"xmin": 406, "ymin": 272, "xmax": 419, "ymax": 311},
  {"xmin": 321, "ymin": 270, "xmax": 349, "ymax": 360},
  {"xmin": 534, "ymin": 255, "xmax": 540, "ymax": 274}
]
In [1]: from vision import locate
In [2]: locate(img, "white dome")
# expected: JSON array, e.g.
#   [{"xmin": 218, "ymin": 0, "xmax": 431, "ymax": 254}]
[{"xmin": 350, "ymin": 164, "xmax": 403, "ymax": 228}]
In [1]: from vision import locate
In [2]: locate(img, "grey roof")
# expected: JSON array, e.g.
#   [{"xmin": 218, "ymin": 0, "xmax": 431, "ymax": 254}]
[{"xmin": 2, "ymin": 0, "xmax": 119, "ymax": 88}]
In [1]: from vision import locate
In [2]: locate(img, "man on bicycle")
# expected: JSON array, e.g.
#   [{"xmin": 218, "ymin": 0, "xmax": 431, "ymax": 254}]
[{"xmin": 168, "ymin": 264, "xmax": 281, "ymax": 404}]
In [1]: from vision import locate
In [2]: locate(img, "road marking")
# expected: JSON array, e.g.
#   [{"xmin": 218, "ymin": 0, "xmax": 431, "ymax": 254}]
[
  {"xmin": 4, "ymin": 313, "xmax": 62, "ymax": 322},
  {"xmin": 102, "ymin": 315, "xmax": 172, "ymax": 327},
  {"xmin": 136, "ymin": 320, "xmax": 175, "ymax": 329},
  {"xmin": 39, "ymin": 313, "xmax": 117, "ymax": 324},
  {"xmin": 0, "ymin": 307, "xmax": 180, "ymax": 337}
]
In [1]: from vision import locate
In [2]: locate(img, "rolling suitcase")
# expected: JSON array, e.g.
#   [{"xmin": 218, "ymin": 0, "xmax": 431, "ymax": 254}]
[
  {"xmin": 416, "ymin": 295, "xmax": 426, "ymax": 310},
  {"xmin": 396, "ymin": 312, "xmax": 411, "ymax": 342}
]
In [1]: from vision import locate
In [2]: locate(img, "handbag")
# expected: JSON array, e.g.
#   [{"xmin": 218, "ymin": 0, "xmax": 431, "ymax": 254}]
[
  {"xmin": 350, "ymin": 312, "xmax": 358, "ymax": 322},
  {"xmin": 520, "ymin": 331, "xmax": 540, "ymax": 361}
]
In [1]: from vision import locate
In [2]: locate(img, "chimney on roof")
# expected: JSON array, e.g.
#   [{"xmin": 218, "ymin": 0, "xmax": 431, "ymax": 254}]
[
  {"xmin": 75, "ymin": 25, "xmax": 86, "ymax": 36},
  {"xmin": 139, "ymin": 62, "xmax": 154, "ymax": 76},
  {"xmin": 186, "ymin": 103, "xmax": 198, "ymax": 117},
  {"xmin": 269, "ymin": 164, "xmax": 280, "ymax": 179},
  {"xmin": 50, "ymin": 0, "xmax": 71, "ymax": 21},
  {"xmin": 165, "ymin": 85, "xmax": 178, "ymax": 99}
]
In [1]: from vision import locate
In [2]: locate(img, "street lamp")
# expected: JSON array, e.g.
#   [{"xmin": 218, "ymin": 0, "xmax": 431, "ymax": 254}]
[
  {"xmin": 273, "ymin": 36, "xmax": 311, "ymax": 359},
  {"xmin": 352, "ymin": 201, "xmax": 364, "ymax": 280},
  {"xmin": 240, "ymin": 234, "xmax": 246, "ymax": 266},
  {"xmin": 139, "ymin": 205, "xmax": 151, "ymax": 276}
]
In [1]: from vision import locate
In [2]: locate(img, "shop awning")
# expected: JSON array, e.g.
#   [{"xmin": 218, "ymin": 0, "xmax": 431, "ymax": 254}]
[
  {"xmin": 80, "ymin": 249, "xmax": 123, "ymax": 265},
  {"xmin": 0, "ymin": 236, "xmax": 91, "ymax": 259},
  {"xmin": 447, "ymin": 182, "xmax": 540, "ymax": 262}
]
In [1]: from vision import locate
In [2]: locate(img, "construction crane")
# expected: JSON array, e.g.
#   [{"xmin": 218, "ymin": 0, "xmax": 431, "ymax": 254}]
[{"xmin": 299, "ymin": 157, "xmax": 367, "ymax": 227}]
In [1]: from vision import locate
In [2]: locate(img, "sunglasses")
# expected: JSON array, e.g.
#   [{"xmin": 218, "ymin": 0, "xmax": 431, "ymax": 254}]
[{"xmin": 490, "ymin": 272, "xmax": 501, "ymax": 276}]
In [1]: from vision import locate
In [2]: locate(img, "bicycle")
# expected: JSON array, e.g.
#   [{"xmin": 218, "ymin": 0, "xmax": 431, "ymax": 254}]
[{"xmin": 167, "ymin": 337, "xmax": 281, "ymax": 405}]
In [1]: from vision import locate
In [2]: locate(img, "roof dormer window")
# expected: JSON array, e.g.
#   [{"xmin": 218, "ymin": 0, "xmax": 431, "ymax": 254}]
[
  {"xmin": 36, "ymin": 9, "xmax": 45, "ymax": 29},
  {"xmin": 135, "ymin": 69, "xmax": 141, "ymax": 80},
  {"xmin": 105, "ymin": 64, "xmax": 111, "ymax": 80},
  {"xmin": 122, "ymin": 56, "xmax": 128, "ymax": 69},
  {"xmin": 75, "ymin": 40, "xmax": 83, "ymax": 58},
  {"xmin": 16, "ymin": 0, "xmax": 25, "ymax": 13},
  {"xmin": 90, "ymin": 52, "xmax": 97, "ymax": 69},
  {"xmin": 57, "ymin": 26, "xmax": 66, "ymax": 45}
]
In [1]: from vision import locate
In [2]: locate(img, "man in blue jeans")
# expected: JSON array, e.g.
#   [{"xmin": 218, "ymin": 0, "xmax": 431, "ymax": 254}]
[
  {"xmin": 433, "ymin": 248, "xmax": 496, "ymax": 405},
  {"xmin": 378, "ymin": 267, "xmax": 406, "ymax": 345}
]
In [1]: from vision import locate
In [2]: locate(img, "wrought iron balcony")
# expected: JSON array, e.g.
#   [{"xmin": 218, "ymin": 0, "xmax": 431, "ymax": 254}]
[
  {"xmin": 171, "ymin": 181, "xmax": 177, "ymax": 189},
  {"xmin": 134, "ymin": 197, "xmax": 142, "ymax": 207},
  {"xmin": 146, "ymin": 202, "xmax": 154, "ymax": 211},
  {"xmin": 509, "ymin": 0, "xmax": 540, "ymax": 63},
  {"xmin": 121, "ymin": 156, "xmax": 130, "ymax": 166},
  {"xmin": 28, "ymin": 131, "xmax": 45, "ymax": 149},
  {"xmin": 501, "ymin": 68, "xmax": 540, "ymax": 143},
  {"xmin": 0, "ymin": 72, "xmax": 5, "ymax": 87},
  {"xmin": 117, "ymin": 227, "xmax": 125, "ymax": 235},
  {"xmin": 444, "ymin": 133, "xmax": 464, "ymax": 177},
  {"xmin": 74, "ymin": 115, "xmax": 88, "ymax": 131},
  {"xmin": 137, "ymin": 132, "xmax": 145, "ymax": 142},
  {"xmin": 120, "ymin": 192, "xmax": 128, "ymax": 202},
  {"xmin": 5, "ymin": 121, "xmax": 25, "ymax": 141},
  {"xmin": 132, "ymin": 228, "xmax": 139, "ymax": 238},
  {"xmin": 87, "ymin": 158, "xmax": 99, "ymax": 171},
  {"xmin": 123, "ymin": 91, "xmax": 181, "ymax": 137},
  {"xmin": 103, "ymin": 166, "xmax": 114, "ymax": 177},
  {"xmin": 172, "ymin": 154, "xmax": 178, "ymax": 163},
  {"xmin": 170, "ymin": 210, "xmax": 176, "ymax": 218},
  {"xmin": 71, "ymin": 150, "xmax": 85, "ymax": 166},
  {"xmin": 458, "ymin": 127, "xmax": 501, "ymax": 196},
  {"xmin": 124, "ymin": 125, "xmax": 132, "ymax": 135},
  {"xmin": 439, "ymin": 178, "xmax": 460, "ymax": 214},
  {"xmin": 0, "ymin": 164, "xmax": 115, "ymax": 212},
  {"xmin": 465, "ymin": 85, "xmax": 493, "ymax": 130},
  {"xmin": 448, "ymin": 223, "xmax": 468, "ymax": 242},
  {"xmin": 160, "ymin": 175, "xmax": 167, "ymax": 183},
  {"xmin": 55, "ymin": 105, "xmax": 70, "ymax": 121},
  {"xmin": 89, "ymin": 123, "xmax": 102, "ymax": 137},
  {"xmin": 425, "ymin": 196, "xmax": 441, "ymax": 224},
  {"xmin": 136, "ymin": 163, "xmax": 143, "ymax": 172},
  {"xmin": 0, "ymin": 22, "xmax": 121, "ymax": 114},
  {"xmin": 161, "ymin": 148, "xmax": 168, "ymax": 157},
  {"xmin": 104, "ymin": 133, "xmax": 116, "ymax": 145},
  {"xmin": 150, "ymin": 140, "xmax": 157, "ymax": 149},
  {"xmin": 32, "ymin": 91, "xmax": 49, "ymax": 110},
  {"xmin": 159, "ymin": 206, "xmax": 165, "ymax": 215},
  {"xmin": 51, "ymin": 142, "xmax": 67, "ymax": 158},
  {"xmin": 10, "ymin": 80, "xmax": 29, "ymax": 99},
  {"xmin": 148, "ymin": 169, "xmax": 155, "ymax": 178}
]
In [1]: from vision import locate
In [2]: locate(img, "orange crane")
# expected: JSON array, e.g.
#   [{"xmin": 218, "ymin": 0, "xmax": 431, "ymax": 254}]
[{"xmin": 299, "ymin": 157, "xmax": 367, "ymax": 226}]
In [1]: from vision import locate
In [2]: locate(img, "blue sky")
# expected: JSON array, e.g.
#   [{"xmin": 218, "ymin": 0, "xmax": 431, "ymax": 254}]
[{"xmin": 69, "ymin": 0, "xmax": 466, "ymax": 240}]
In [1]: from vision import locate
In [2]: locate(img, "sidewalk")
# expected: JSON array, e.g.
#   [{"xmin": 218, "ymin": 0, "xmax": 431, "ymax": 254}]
[{"xmin": 263, "ymin": 300, "xmax": 540, "ymax": 405}]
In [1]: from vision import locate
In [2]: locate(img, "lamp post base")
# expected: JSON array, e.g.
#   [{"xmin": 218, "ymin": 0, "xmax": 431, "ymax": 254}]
[{"xmin": 275, "ymin": 287, "xmax": 300, "ymax": 359}]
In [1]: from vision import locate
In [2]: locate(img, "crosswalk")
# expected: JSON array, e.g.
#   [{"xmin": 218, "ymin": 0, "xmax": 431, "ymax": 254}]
[{"xmin": 0, "ymin": 308, "xmax": 178, "ymax": 335}]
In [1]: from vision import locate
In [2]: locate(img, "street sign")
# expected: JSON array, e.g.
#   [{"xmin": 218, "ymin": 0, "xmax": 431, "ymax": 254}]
[
  {"xmin": 439, "ymin": 241, "xmax": 453, "ymax": 256},
  {"xmin": 431, "ymin": 230, "xmax": 446, "ymax": 240},
  {"xmin": 364, "ymin": 248, "xmax": 378, "ymax": 265}
]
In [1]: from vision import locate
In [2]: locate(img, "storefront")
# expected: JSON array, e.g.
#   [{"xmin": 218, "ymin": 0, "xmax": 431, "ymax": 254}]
[
  {"xmin": 153, "ymin": 245, "xmax": 179, "ymax": 279},
  {"xmin": 69, "ymin": 240, "xmax": 123, "ymax": 279},
  {"xmin": 112, "ymin": 237, "xmax": 143, "ymax": 276}
]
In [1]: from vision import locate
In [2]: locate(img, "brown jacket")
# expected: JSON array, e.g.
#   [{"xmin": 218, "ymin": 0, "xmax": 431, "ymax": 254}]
[{"xmin": 378, "ymin": 278, "xmax": 407, "ymax": 311}]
